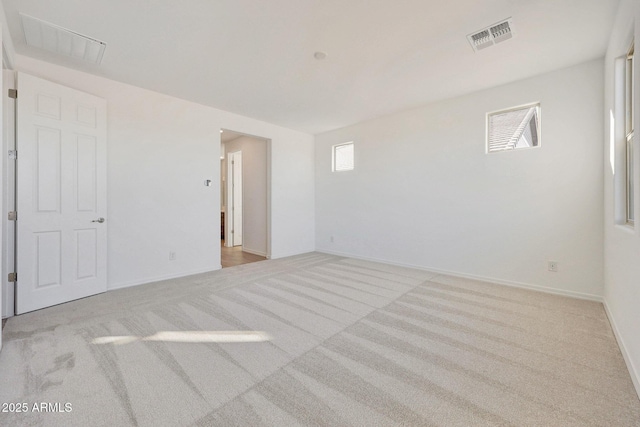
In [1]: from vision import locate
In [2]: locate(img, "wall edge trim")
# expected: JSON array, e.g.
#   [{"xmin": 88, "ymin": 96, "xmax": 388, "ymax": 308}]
[
  {"xmin": 270, "ymin": 248, "xmax": 315, "ymax": 260},
  {"xmin": 603, "ymin": 300, "xmax": 640, "ymax": 400},
  {"xmin": 241, "ymin": 247, "xmax": 268, "ymax": 257},
  {"xmin": 317, "ymin": 249, "xmax": 603, "ymax": 302},
  {"xmin": 107, "ymin": 265, "xmax": 221, "ymax": 291}
]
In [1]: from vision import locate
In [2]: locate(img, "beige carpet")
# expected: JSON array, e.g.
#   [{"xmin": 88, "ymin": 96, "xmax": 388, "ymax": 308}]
[{"xmin": 0, "ymin": 252, "xmax": 638, "ymax": 426}]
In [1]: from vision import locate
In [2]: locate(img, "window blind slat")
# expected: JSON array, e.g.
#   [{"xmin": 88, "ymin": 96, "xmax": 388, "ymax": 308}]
[{"xmin": 488, "ymin": 104, "xmax": 540, "ymax": 153}]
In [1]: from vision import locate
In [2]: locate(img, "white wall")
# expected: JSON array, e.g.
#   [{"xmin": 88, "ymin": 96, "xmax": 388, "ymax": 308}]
[
  {"xmin": 224, "ymin": 135, "xmax": 268, "ymax": 256},
  {"xmin": 10, "ymin": 54, "xmax": 314, "ymax": 292},
  {"xmin": 0, "ymin": 22, "xmax": 3, "ymax": 348},
  {"xmin": 603, "ymin": 0, "xmax": 640, "ymax": 396},
  {"xmin": 316, "ymin": 59, "xmax": 604, "ymax": 300}
]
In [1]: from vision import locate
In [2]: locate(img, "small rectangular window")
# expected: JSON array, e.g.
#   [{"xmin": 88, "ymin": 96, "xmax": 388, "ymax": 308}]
[
  {"xmin": 332, "ymin": 142, "xmax": 354, "ymax": 172},
  {"xmin": 487, "ymin": 103, "xmax": 540, "ymax": 153},
  {"xmin": 625, "ymin": 44, "xmax": 635, "ymax": 225}
]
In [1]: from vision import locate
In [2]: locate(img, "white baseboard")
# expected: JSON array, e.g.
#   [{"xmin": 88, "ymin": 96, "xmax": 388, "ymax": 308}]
[
  {"xmin": 603, "ymin": 301, "xmax": 640, "ymax": 400},
  {"xmin": 317, "ymin": 249, "xmax": 603, "ymax": 302},
  {"xmin": 108, "ymin": 265, "xmax": 221, "ymax": 291},
  {"xmin": 241, "ymin": 247, "xmax": 268, "ymax": 257},
  {"xmin": 270, "ymin": 248, "xmax": 315, "ymax": 260}
]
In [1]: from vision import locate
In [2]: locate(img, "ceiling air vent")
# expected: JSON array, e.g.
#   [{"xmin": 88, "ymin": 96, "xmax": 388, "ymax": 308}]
[
  {"xmin": 20, "ymin": 13, "xmax": 106, "ymax": 64},
  {"xmin": 467, "ymin": 18, "xmax": 513, "ymax": 52}
]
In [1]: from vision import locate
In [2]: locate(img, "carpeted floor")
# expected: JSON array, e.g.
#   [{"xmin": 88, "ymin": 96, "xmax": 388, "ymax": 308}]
[{"xmin": 0, "ymin": 252, "xmax": 639, "ymax": 426}]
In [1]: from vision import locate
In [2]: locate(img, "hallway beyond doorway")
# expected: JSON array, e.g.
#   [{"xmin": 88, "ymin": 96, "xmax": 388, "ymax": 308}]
[{"xmin": 221, "ymin": 241, "xmax": 266, "ymax": 268}]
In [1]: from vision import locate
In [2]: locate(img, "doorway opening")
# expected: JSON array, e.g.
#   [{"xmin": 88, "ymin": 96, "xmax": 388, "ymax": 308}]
[{"xmin": 220, "ymin": 129, "xmax": 269, "ymax": 268}]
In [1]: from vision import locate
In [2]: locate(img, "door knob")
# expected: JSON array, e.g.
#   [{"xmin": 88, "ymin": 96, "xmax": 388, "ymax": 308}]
[{"xmin": 91, "ymin": 217, "xmax": 105, "ymax": 223}]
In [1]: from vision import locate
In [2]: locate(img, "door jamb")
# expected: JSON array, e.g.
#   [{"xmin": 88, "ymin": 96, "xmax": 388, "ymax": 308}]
[
  {"xmin": 1, "ymin": 61, "xmax": 15, "ymax": 318},
  {"xmin": 225, "ymin": 150, "xmax": 242, "ymax": 247}
]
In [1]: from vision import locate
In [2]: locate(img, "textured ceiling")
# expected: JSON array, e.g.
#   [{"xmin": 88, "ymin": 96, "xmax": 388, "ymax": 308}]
[{"xmin": 1, "ymin": 0, "xmax": 620, "ymax": 134}]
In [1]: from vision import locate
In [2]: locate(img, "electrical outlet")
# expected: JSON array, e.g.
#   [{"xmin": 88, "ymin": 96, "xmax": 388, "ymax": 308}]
[
  {"xmin": 330, "ymin": 236, "xmax": 334, "ymax": 243},
  {"xmin": 169, "ymin": 251, "xmax": 176, "ymax": 261},
  {"xmin": 548, "ymin": 261, "xmax": 558, "ymax": 272}
]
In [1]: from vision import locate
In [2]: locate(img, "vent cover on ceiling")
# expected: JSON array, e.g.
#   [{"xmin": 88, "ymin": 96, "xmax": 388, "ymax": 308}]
[
  {"xmin": 20, "ymin": 13, "xmax": 106, "ymax": 64},
  {"xmin": 467, "ymin": 18, "xmax": 513, "ymax": 52}
]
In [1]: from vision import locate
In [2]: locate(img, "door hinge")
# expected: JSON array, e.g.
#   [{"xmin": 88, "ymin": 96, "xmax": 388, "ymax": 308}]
[
  {"xmin": 8, "ymin": 89, "xmax": 17, "ymax": 99},
  {"xmin": 8, "ymin": 150, "xmax": 17, "ymax": 160},
  {"xmin": 8, "ymin": 272, "xmax": 17, "ymax": 282},
  {"xmin": 8, "ymin": 211, "xmax": 16, "ymax": 221}
]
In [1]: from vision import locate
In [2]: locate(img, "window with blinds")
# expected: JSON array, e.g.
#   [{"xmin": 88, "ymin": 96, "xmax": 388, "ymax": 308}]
[
  {"xmin": 332, "ymin": 142, "xmax": 354, "ymax": 172},
  {"xmin": 487, "ymin": 103, "xmax": 540, "ymax": 153},
  {"xmin": 625, "ymin": 44, "xmax": 634, "ymax": 225}
]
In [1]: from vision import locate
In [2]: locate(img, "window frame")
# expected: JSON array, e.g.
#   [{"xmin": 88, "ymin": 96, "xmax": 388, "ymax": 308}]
[
  {"xmin": 332, "ymin": 141, "xmax": 355, "ymax": 172},
  {"xmin": 486, "ymin": 102, "xmax": 541, "ymax": 153},
  {"xmin": 625, "ymin": 43, "xmax": 635, "ymax": 226}
]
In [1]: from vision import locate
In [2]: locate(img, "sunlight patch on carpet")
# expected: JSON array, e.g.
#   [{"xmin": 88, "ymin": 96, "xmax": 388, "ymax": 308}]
[{"xmin": 92, "ymin": 331, "xmax": 272, "ymax": 345}]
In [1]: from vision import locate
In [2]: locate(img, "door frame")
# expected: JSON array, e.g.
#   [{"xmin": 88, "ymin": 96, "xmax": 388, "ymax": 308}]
[
  {"xmin": 1, "ymin": 66, "xmax": 15, "ymax": 318},
  {"xmin": 225, "ymin": 150, "xmax": 242, "ymax": 247},
  {"xmin": 220, "ymin": 130, "xmax": 271, "ymax": 260}
]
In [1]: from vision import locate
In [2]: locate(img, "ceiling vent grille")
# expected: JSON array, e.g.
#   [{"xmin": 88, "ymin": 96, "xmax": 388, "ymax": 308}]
[
  {"xmin": 467, "ymin": 18, "xmax": 513, "ymax": 52},
  {"xmin": 20, "ymin": 14, "xmax": 106, "ymax": 64}
]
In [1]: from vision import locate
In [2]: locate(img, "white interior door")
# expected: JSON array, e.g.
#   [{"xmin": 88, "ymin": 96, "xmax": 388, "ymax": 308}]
[
  {"xmin": 227, "ymin": 151, "xmax": 242, "ymax": 247},
  {"xmin": 16, "ymin": 72, "xmax": 107, "ymax": 314}
]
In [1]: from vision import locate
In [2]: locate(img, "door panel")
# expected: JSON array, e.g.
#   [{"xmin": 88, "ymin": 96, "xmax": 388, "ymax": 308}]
[
  {"xmin": 35, "ymin": 231, "xmax": 61, "ymax": 288},
  {"xmin": 232, "ymin": 151, "xmax": 243, "ymax": 246},
  {"xmin": 35, "ymin": 127, "xmax": 61, "ymax": 212},
  {"xmin": 75, "ymin": 228, "xmax": 97, "ymax": 280},
  {"xmin": 36, "ymin": 93, "xmax": 61, "ymax": 119},
  {"xmin": 76, "ymin": 135, "xmax": 97, "ymax": 211},
  {"xmin": 17, "ymin": 72, "xmax": 107, "ymax": 314},
  {"xmin": 76, "ymin": 104, "xmax": 97, "ymax": 127}
]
